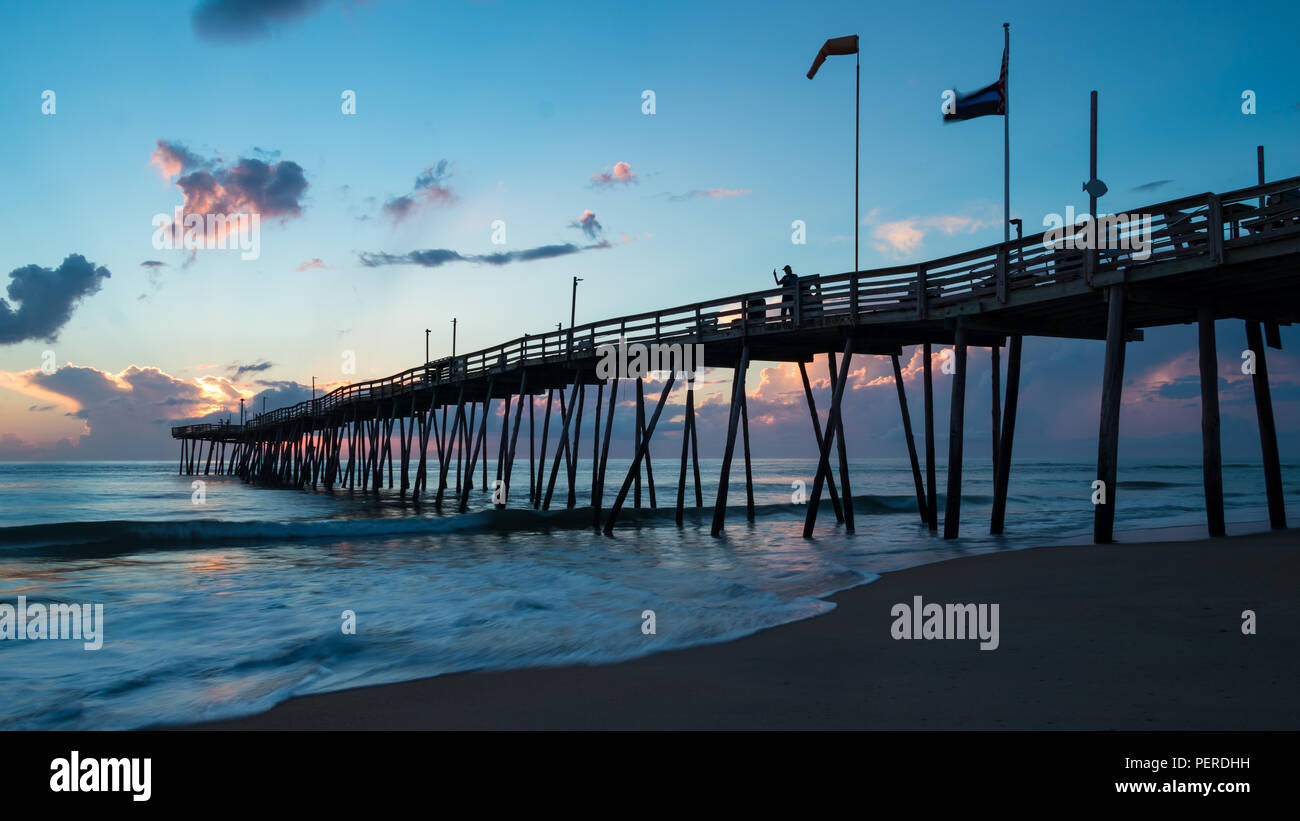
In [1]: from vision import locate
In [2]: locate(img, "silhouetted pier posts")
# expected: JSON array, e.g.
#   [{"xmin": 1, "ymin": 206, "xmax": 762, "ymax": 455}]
[
  {"xmin": 603, "ymin": 374, "xmax": 676, "ymax": 535},
  {"xmin": 942, "ymin": 327, "xmax": 969, "ymax": 539},
  {"xmin": 1198, "ymin": 307, "xmax": 1226, "ymax": 537},
  {"xmin": 1094, "ymin": 285, "xmax": 1128, "ymax": 544},
  {"xmin": 990, "ymin": 334, "xmax": 1022, "ymax": 535},
  {"xmin": 802, "ymin": 338, "xmax": 854, "ymax": 538},
  {"xmin": 1245, "ymin": 321, "xmax": 1286, "ymax": 528},
  {"xmin": 712, "ymin": 345, "xmax": 751, "ymax": 537},
  {"xmin": 827, "ymin": 351, "xmax": 855, "ymax": 533},
  {"xmin": 891, "ymin": 353, "xmax": 927, "ymax": 524},
  {"xmin": 797, "ymin": 361, "xmax": 844, "ymax": 523},
  {"xmin": 675, "ymin": 383, "xmax": 702, "ymax": 526},
  {"xmin": 923, "ymin": 342, "xmax": 937, "ymax": 531},
  {"xmin": 172, "ymin": 173, "xmax": 1297, "ymax": 546}
]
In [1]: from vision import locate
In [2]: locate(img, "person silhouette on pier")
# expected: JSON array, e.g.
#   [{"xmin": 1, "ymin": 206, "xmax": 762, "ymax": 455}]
[{"xmin": 774, "ymin": 264, "xmax": 798, "ymax": 320}]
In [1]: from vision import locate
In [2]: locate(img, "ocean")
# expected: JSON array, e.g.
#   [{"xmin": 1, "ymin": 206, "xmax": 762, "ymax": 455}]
[{"xmin": 0, "ymin": 457, "xmax": 1293, "ymax": 729}]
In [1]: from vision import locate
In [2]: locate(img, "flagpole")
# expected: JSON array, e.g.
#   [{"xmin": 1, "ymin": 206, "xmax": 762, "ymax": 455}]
[{"xmin": 1003, "ymin": 22, "xmax": 1010, "ymax": 243}]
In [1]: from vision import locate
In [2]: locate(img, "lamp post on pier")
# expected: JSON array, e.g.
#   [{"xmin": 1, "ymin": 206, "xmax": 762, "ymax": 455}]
[{"xmin": 569, "ymin": 275, "xmax": 583, "ymax": 356}]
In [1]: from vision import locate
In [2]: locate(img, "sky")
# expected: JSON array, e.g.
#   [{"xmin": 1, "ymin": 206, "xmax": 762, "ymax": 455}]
[{"xmin": 0, "ymin": 0, "xmax": 1297, "ymax": 463}]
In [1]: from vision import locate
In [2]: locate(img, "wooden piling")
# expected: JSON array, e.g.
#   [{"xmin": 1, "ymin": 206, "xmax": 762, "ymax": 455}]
[
  {"xmin": 528, "ymin": 391, "xmax": 536, "ymax": 505},
  {"xmin": 603, "ymin": 374, "xmax": 676, "ymax": 536},
  {"xmin": 991, "ymin": 344, "xmax": 1001, "ymax": 477},
  {"xmin": 590, "ymin": 381, "xmax": 603, "ymax": 519},
  {"xmin": 543, "ymin": 381, "xmax": 580, "ymax": 511},
  {"xmin": 891, "ymin": 353, "xmax": 927, "ymax": 524},
  {"xmin": 990, "ymin": 335, "xmax": 1022, "ymax": 535},
  {"xmin": 689, "ymin": 385, "xmax": 702, "ymax": 508},
  {"xmin": 923, "ymin": 342, "xmax": 937, "ymax": 531},
  {"xmin": 676, "ymin": 383, "xmax": 692, "ymax": 527},
  {"xmin": 942, "ymin": 328, "xmax": 969, "ymax": 540},
  {"xmin": 502, "ymin": 371, "xmax": 528, "ymax": 506},
  {"xmin": 711, "ymin": 345, "xmax": 751, "ymax": 537},
  {"xmin": 568, "ymin": 382, "xmax": 585, "ymax": 509},
  {"xmin": 534, "ymin": 388, "xmax": 554, "ymax": 509},
  {"xmin": 595, "ymin": 378, "xmax": 618, "ymax": 528},
  {"xmin": 802, "ymin": 338, "xmax": 854, "ymax": 538},
  {"xmin": 459, "ymin": 379, "xmax": 494, "ymax": 512},
  {"xmin": 1245, "ymin": 321, "xmax": 1287, "ymax": 529},
  {"xmin": 1094, "ymin": 285, "xmax": 1128, "ymax": 544},
  {"xmin": 796, "ymin": 361, "xmax": 844, "ymax": 522},
  {"xmin": 827, "ymin": 352, "xmax": 855, "ymax": 533},
  {"xmin": 634, "ymin": 378, "xmax": 644, "ymax": 509},
  {"xmin": 740, "ymin": 390, "xmax": 755, "ymax": 521},
  {"xmin": 1197, "ymin": 307, "xmax": 1225, "ymax": 536},
  {"xmin": 437, "ymin": 386, "xmax": 466, "ymax": 505}
]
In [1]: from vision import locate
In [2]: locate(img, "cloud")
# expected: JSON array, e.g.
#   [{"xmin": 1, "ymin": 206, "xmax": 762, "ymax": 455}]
[
  {"xmin": 0, "ymin": 362, "xmax": 329, "ymax": 459},
  {"xmin": 192, "ymin": 0, "xmax": 332, "ymax": 41},
  {"xmin": 138, "ymin": 261, "xmax": 169, "ymax": 302},
  {"xmin": 666, "ymin": 188, "xmax": 750, "ymax": 202},
  {"xmin": 1131, "ymin": 179, "xmax": 1174, "ymax": 193},
  {"xmin": 358, "ymin": 241, "xmax": 611, "ymax": 269},
  {"xmin": 229, "ymin": 360, "xmax": 275, "ymax": 378},
  {"xmin": 590, "ymin": 161, "xmax": 637, "ymax": 187},
  {"xmin": 870, "ymin": 208, "xmax": 998, "ymax": 259},
  {"xmin": 382, "ymin": 160, "xmax": 458, "ymax": 223},
  {"xmin": 570, "ymin": 209, "xmax": 603, "ymax": 238},
  {"xmin": 296, "ymin": 258, "xmax": 327, "ymax": 271},
  {"xmin": 150, "ymin": 140, "xmax": 308, "ymax": 248},
  {"xmin": 0, "ymin": 254, "xmax": 111, "ymax": 345}
]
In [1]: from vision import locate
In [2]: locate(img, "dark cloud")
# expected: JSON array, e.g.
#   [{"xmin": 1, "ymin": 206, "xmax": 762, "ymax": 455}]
[
  {"xmin": 570, "ymin": 209, "xmax": 602, "ymax": 238},
  {"xmin": 138, "ymin": 261, "xmax": 168, "ymax": 302},
  {"xmin": 1131, "ymin": 179, "xmax": 1174, "ymax": 193},
  {"xmin": 28, "ymin": 404, "xmax": 56, "ymax": 412},
  {"xmin": 5, "ymin": 364, "xmax": 242, "ymax": 459},
  {"xmin": 249, "ymin": 380, "xmax": 313, "ymax": 414},
  {"xmin": 0, "ymin": 254, "xmax": 111, "ymax": 345},
  {"xmin": 382, "ymin": 161, "xmax": 457, "ymax": 223},
  {"xmin": 358, "ymin": 241, "xmax": 611, "ymax": 269},
  {"xmin": 192, "ymin": 0, "xmax": 330, "ymax": 41},
  {"xmin": 152, "ymin": 139, "xmax": 309, "ymax": 221},
  {"xmin": 230, "ymin": 360, "xmax": 276, "ymax": 378}
]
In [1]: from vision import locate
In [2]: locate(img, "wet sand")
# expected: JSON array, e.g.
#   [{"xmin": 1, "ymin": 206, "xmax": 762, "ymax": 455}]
[{"xmin": 186, "ymin": 528, "xmax": 1298, "ymax": 730}]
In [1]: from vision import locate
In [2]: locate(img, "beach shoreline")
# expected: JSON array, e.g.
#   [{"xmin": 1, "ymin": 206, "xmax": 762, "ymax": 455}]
[{"xmin": 181, "ymin": 528, "xmax": 1298, "ymax": 731}]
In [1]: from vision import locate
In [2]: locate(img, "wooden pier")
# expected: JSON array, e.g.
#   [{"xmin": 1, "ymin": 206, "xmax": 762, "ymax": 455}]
[{"xmin": 173, "ymin": 176, "xmax": 1300, "ymax": 542}]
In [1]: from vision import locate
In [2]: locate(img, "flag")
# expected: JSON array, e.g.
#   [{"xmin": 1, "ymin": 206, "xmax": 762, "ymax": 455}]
[
  {"xmin": 807, "ymin": 35, "xmax": 859, "ymax": 79},
  {"xmin": 943, "ymin": 45, "xmax": 1007, "ymax": 121}
]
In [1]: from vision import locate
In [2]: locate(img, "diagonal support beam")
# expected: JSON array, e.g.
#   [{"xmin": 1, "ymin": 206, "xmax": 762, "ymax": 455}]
[
  {"xmin": 604, "ymin": 374, "xmax": 676, "ymax": 535},
  {"xmin": 803, "ymin": 338, "xmax": 854, "ymax": 538}
]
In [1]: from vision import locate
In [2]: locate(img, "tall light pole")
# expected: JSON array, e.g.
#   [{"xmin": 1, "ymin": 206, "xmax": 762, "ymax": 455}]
[
  {"xmin": 451, "ymin": 318, "xmax": 457, "ymax": 358},
  {"xmin": 425, "ymin": 328, "xmax": 431, "ymax": 363},
  {"xmin": 807, "ymin": 35, "xmax": 860, "ymax": 272},
  {"xmin": 569, "ymin": 275, "xmax": 583, "ymax": 356},
  {"xmin": 240, "ymin": 397, "xmax": 244, "ymax": 425}
]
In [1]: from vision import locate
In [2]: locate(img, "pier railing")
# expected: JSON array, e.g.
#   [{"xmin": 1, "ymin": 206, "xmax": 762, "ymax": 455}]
[{"xmin": 172, "ymin": 176, "xmax": 1300, "ymax": 439}]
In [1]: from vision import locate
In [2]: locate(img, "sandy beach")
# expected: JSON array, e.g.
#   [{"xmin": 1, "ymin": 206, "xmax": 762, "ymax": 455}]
[{"xmin": 187, "ymin": 528, "xmax": 1298, "ymax": 731}]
